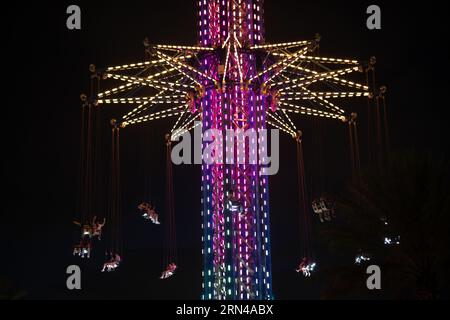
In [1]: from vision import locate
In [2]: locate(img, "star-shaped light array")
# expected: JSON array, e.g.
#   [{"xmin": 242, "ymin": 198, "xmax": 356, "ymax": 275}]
[{"xmin": 94, "ymin": 36, "xmax": 370, "ymax": 138}]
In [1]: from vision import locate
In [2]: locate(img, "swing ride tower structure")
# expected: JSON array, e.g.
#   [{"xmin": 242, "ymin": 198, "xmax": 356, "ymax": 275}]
[
  {"xmin": 197, "ymin": 0, "xmax": 273, "ymax": 301},
  {"xmin": 91, "ymin": 0, "xmax": 372, "ymax": 301}
]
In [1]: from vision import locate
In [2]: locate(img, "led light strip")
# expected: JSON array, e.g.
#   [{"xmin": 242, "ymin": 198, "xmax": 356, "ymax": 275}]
[
  {"xmin": 251, "ymin": 40, "xmax": 311, "ymax": 50},
  {"xmin": 156, "ymin": 50, "xmax": 217, "ymax": 85},
  {"xmin": 124, "ymin": 105, "xmax": 188, "ymax": 125},
  {"xmin": 281, "ymin": 109, "xmax": 297, "ymax": 131},
  {"xmin": 281, "ymin": 92, "xmax": 369, "ymax": 98},
  {"xmin": 97, "ymin": 83, "xmax": 135, "ymax": 99},
  {"xmin": 266, "ymin": 119, "xmax": 296, "ymax": 137},
  {"xmin": 250, "ymin": 47, "xmax": 308, "ymax": 82},
  {"xmin": 123, "ymin": 89, "xmax": 169, "ymax": 121},
  {"xmin": 298, "ymin": 55, "xmax": 359, "ymax": 65},
  {"xmin": 264, "ymin": 48, "xmax": 308, "ymax": 85},
  {"xmin": 172, "ymin": 115, "xmax": 202, "ymax": 140},
  {"xmin": 278, "ymin": 67, "xmax": 359, "ymax": 92},
  {"xmin": 279, "ymin": 102, "xmax": 346, "ymax": 121},
  {"xmin": 274, "ymin": 66, "xmax": 359, "ymax": 87},
  {"xmin": 106, "ymin": 73, "xmax": 195, "ymax": 93},
  {"xmin": 105, "ymin": 56, "xmax": 192, "ymax": 72},
  {"xmin": 266, "ymin": 112, "xmax": 295, "ymax": 135},
  {"xmin": 302, "ymin": 88, "xmax": 346, "ymax": 114},
  {"xmin": 156, "ymin": 44, "xmax": 215, "ymax": 51}
]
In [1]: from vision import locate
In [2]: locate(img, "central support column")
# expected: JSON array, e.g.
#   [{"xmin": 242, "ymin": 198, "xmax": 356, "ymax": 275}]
[{"xmin": 199, "ymin": 0, "xmax": 272, "ymax": 300}]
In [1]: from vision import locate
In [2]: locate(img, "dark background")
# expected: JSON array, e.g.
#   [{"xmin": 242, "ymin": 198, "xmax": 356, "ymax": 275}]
[{"xmin": 2, "ymin": 0, "xmax": 449, "ymax": 300}]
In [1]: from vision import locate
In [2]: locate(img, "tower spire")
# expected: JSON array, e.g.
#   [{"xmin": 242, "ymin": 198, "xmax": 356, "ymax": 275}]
[{"xmin": 198, "ymin": 0, "xmax": 265, "ymax": 48}]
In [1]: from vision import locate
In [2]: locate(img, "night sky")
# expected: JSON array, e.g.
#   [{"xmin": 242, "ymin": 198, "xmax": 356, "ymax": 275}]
[{"xmin": 2, "ymin": 1, "xmax": 449, "ymax": 300}]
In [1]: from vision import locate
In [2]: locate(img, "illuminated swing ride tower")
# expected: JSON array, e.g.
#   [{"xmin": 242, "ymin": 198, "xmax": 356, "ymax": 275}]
[{"xmin": 92, "ymin": 0, "xmax": 370, "ymax": 300}]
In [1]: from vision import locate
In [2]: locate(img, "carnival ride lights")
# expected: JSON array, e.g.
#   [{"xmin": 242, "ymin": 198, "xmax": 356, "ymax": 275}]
[
  {"xmin": 160, "ymin": 263, "xmax": 178, "ymax": 280},
  {"xmin": 75, "ymin": 0, "xmax": 390, "ymax": 299},
  {"xmin": 382, "ymin": 217, "xmax": 400, "ymax": 246},
  {"xmin": 355, "ymin": 253, "xmax": 372, "ymax": 265},
  {"xmin": 73, "ymin": 240, "xmax": 92, "ymax": 259},
  {"xmin": 312, "ymin": 197, "xmax": 335, "ymax": 223},
  {"xmin": 384, "ymin": 236, "xmax": 400, "ymax": 246},
  {"xmin": 224, "ymin": 187, "xmax": 244, "ymax": 214},
  {"xmin": 102, "ymin": 254, "xmax": 122, "ymax": 272},
  {"xmin": 296, "ymin": 258, "xmax": 317, "ymax": 277},
  {"xmin": 72, "ymin": 216, "xmax": 106, "ymax": 260},
  {"xmin": 138, "ymin": 203, "xmax": 161, "ymax": 225}
]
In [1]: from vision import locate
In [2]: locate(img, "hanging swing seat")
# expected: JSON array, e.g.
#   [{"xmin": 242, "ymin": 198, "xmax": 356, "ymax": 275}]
[
  {"xmin": 296, "ymin": 258, "xmax": 317, "ymax": 277},
  {"xmin": 160, "ymin": 263, "xmax": 177, "ymax": 280},
  {"xmin": 312, "ymin": 196, "xmax": 335, "ymax": 223},
  {"xmin": 73, "ymin": 240, "xmax": 92, "ymax": 259},
  {"xmin": 101, "ymin": 254, "xmax": 122, "ymax": 272},
  {"xmin": 224, "ymin": 186, "xmax": 244, "ymax": 213},
  {"xmin": 138, "ymin": 203, "xmax": 161, "ymax": 225},
  {"xmin": 355, "ymin": 252, "xmax": 372, "ymax": 265}
]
